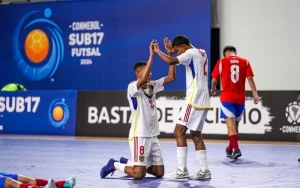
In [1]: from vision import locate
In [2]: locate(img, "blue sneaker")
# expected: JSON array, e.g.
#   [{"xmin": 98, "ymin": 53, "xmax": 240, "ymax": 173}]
[
  {"xmin": 120, "ymin": 157, "xmax": 128, "ymax": 164},
  {"xmin": 63, "ymin": 175, "xmax": 76, "ymax": 188},
  {"xmin": 100, "ymin": 158, "xmax": 118, "ymax": 178}
]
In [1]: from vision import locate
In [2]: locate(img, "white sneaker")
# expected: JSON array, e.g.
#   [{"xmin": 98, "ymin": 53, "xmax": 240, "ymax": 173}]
[
  {"xmin": 168, "ymin": 168, "xmax": 189, "ymax": 179},
  {"xmin": 189, "ymin": 169, "xmax": 211, "ymax": 180},
  {"xmin": 43, "ymin": 178, "xmax": 56, "ymax": 188}
]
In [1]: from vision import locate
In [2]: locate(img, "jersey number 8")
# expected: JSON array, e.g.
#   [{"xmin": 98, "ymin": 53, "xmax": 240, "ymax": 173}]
[{"xmin": 230, "ymin": 65, "xmax": 239, "ymax": 83}]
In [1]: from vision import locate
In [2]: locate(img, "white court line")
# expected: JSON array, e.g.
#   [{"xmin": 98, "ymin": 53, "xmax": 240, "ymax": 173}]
[
  {"xmin": 233, "ymin": 181, "xmax": 300, "ymax": 188},
  {"xmin": 0, "ymin": 136, "xmax": 299, "ymax": 147}
]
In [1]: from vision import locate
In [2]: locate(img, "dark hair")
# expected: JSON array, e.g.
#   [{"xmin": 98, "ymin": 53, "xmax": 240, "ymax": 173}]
[
  {"xmin": 223, "ymin": 46, "xmax": 237, "ymax": 56},
  {"xmin": 134, "ymin": 61, "xmax": 147, "ymax": 72},
  {"xmin": 172, "ymin": 35, "xmax": 190, "ymax": 47}
]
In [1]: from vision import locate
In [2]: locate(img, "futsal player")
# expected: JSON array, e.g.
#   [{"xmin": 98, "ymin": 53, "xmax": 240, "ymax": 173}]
[
  {"xmin": 152, "ymin": 35, "xmax": 212, "ymax": 180},
  {"xmin": 0, "ymin": 172, "xmax": 75, "ymax": 188},
  {"xmin": 100, "ymin": 39, "xmax": 176, "ymax": 180},
  {"xmin": 211, "ymin": 46, "xmax": 260, "ymax": 159}
]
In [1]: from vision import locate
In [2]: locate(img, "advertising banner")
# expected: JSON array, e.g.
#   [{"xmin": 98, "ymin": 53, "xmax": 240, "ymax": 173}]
[
  {"xmin": 0, "ymin": 0, "xmax": 210, "ymax": 90},
  {"xmin": 76, "ymin": 91, "xmax": 300, "ymax": 141},
  {"xmin": 0, "ymin": 90, "xmax": 77, "ymax": 135}
]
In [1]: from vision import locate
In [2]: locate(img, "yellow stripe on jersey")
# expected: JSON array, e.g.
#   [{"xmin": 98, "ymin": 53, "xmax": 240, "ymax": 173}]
[
  {"xmin": 129, "ymin": 97, "xmax": 138, "ymax": 141},
  {"xmin": 188, "ymin": 67, "xmax": 213, "ymax": 110}
]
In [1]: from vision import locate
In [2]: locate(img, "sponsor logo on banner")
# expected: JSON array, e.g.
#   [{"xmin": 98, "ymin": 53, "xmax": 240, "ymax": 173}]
[
  {"xmin": 13, "ymin": 8, "xmax": 64, "ymax": 81},
  {"xmin": 156, "ymin": 96, "xmax": 274, "ymax": 135},
  {"xmin": 279, "ymin": 101, "xmax": 300, "ymax": 134},
  {"xmin": 0, "ymin": 96, "xmax": 40, "ymax": 113},
  {"xmin": 87, "ymin": 106, "xmax": 132, "ymax": 125},
  {"xmin": 13, "ymin": 8, "xmax": 104, "ymax": 81},
  {"xmin": 85, "ymin": 95, "xmax": 275, "ymax": 135},
  {"xmin": 0, "ymin": 96, "xmax": 70, "ymax": 129},
  {"xmin": 48, "ymin": 98, "xmax": 70, "ymax": 128},
  {"xmin": 69, "ymin": 21, "xmax": 104, "ymax": 66}
]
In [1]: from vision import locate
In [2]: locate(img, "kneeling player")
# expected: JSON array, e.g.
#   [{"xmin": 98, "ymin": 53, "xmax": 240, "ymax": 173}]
[
  {"xmin": 100, "ymin": 39, "xmax": 176, "ymax": 180},
  {"xmin": 0, "ymin": 172, "xmax": 75, "ymax": 188}
]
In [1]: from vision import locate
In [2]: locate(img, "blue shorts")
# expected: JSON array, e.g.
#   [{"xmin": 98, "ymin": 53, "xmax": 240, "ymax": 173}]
[
  {"xmin": 220, "ymin": 102, "xmax": 245, "ymax": 121},
  {"xmin": 0, "ymin": 172, "xmax": 18, "ymax": 188}
]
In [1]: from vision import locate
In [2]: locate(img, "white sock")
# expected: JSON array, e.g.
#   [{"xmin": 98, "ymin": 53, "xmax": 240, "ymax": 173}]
[
  {"xmin": 126, "ymin": 160, "xmax": 134, "ymax": 166},
  {"xmin": 114, "ymin": 162, "xmax": 126, "ymax": 173},
  {"xmin": 177, "ymin": 147, "xmax": 188, "ymax": 171},
  {"xmin": 196, "ymin": 150, "xmax": 208, "ymax": 171}
]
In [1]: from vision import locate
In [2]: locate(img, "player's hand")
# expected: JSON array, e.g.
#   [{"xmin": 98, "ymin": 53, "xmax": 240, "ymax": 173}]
[
  {"xmin": 297, "ymin": 95, "xmax": 300, "ymax": 103},
  {"xmin": 149, "ymin": 40, "xmax": 156, "ymax": 56},
  {"xmin": 152, "ymin": 40, "xmax": 160, "ymax": 53},
  {"xmin": 253, "ymin": 95, "xmax": 260, "ymax": 104},
  {"xmin": 163, "ymin": 37, "xmax": 174, "ymax": 55},
  {"xmin": 211, "ymin": 87, "xmax": 217, "ymax": 95}
]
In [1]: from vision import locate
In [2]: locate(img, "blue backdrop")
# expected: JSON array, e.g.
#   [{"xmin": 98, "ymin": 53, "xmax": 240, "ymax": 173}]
[
  {"xmin": 0, "ymin": 90, "xmax": 77, "ymax": 135},
  {"xmin": 0, "ymin": 0, "xmax": 211, "ymax": 90}
]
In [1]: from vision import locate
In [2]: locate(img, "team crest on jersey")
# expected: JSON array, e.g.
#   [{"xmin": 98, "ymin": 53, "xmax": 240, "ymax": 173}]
[{"xmin": 139, "ymin": 155, "xmax": 145, "ymax": 162}]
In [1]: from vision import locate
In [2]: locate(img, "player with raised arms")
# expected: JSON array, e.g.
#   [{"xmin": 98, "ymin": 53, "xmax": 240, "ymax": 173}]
[
  {"xmin": 100, "ymin": 39, "xmax": 176, "ymax": 180},
  {"xmin": 152, "ymin": 35, "xmax": 212, "ymax": 180}
]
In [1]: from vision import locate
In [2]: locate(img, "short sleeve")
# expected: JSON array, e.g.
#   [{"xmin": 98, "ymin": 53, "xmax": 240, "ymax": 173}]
[
  {"xmin": 152, "ymin": 77, "xmax": 165, "ymax": 93},
  {"xmin": 246, "ymin": 60, "xmax": 254, "ymax": 77},
  {"xmin": 127, "ymin": 81, "xmax": 141, "ymax": 97},
  {"xmin": 176, "ymin": 51, "xmax": 192, "ymax": 66},
  {"xmin": 211, "ymin": 59, "xmax": 222, "ymax": 80}
]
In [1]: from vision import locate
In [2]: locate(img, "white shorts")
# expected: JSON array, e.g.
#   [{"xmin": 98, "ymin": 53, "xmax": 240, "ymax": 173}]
[
  {"xmin": 129, "ymin": 136, "xmax": 164, "ymax": 167},
  {"xmin": 176, "ymin": 104, "xmax": 208, "ymax": 131}
]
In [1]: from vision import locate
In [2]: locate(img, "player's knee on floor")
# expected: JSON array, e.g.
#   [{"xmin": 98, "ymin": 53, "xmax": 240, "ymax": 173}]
[
  {"xmin": 147, "ymin": 166, "xmax": 164, "ymax": 178},
  {"xmin": 133, "ymin": 171, "xmax": 146, "ymax": 180}
]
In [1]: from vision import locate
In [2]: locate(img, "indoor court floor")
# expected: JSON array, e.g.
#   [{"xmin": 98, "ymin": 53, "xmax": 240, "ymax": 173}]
[{"xmin": 0, "ymin": 136, "xmax": 299, "ymax": 188}]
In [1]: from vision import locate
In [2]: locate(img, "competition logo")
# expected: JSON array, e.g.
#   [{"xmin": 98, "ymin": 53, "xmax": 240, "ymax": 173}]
[
  {"xmin": 285, "ymin": 101, "xmax": 300, "ymax": 124},
  {"xmin": 13, "ymin": 8, "xmax": 64, "ymax": 81},
  {"xmin": 48, "ymin": 98, "xmax": 69, "ymax": 128}
]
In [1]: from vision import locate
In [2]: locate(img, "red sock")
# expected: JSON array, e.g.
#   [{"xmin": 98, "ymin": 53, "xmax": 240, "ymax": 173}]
[
  {"xmin": 227, "ymin": 139, "xmax": 232, "ymax": 150},
  {"xmin": 35, "ymin": 178, "xmax": 48, "ymax": 186},
  {"xmin": 55, "ymin": 180, "xmax": 66, "ymax": 188},
  {"xmin": 229, "ymin": 135, "xmax": 239, "ymax": 151},
  {"xmin": 20, "ymin": 184, "xmax": 40, "ymax": 188}
]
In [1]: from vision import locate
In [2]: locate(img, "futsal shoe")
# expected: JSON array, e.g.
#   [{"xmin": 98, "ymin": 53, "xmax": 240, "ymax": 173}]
[
  {"xmin": 44, "ymin": 178, "xmax": 56, "ymax": 188},
  {"xmin": 120, "ymin": 157, "xmax": 128, "ymax": 164},
  {"xmin": 168, "ymin": 168, "xmax": 189, "ymax": 179},
  {"xmin": 189, "ymin": 170, "xmax": 211, "ymax": 181},
  {"xmin": 232, "ymin": 149, "xmax": 242, "ymax": 159},
  {"xmin": 100, "ymin": 158, "xmax": 118, "ymax": 178},
  {"xmin": 63, "ymin": 175, "xmax": 76, "ymax": 188},
  {"xmin": 226, "ymin": 148, "xmax": 233, "ymax": 158}
]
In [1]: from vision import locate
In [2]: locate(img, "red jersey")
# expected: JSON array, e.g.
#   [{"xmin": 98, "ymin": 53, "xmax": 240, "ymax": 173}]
[{"xmin": 211, "ymin": 56, "xmax": 254, "ymax": 104}]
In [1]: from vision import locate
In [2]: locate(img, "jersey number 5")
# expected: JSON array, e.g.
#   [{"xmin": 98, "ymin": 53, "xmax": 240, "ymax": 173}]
[{"xmin": 230, "ymin": 65, "xmax": 239, "ymax": 83}]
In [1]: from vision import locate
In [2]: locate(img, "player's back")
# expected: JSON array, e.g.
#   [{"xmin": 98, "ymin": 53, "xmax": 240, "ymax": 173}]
[
  {"xmin": 181, "ymin": 48, "xmax": 210, "ymax": 108},
  {"xmin": 218, "ymin": 56, "xmax": 253, "ymax": 104}
]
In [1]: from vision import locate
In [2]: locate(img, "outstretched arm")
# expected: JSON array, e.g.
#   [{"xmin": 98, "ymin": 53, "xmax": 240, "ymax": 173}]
[
  {"xmin": 152, "ymin": 39, "xmax": 179, "ymax": 65},
  {"xmin": 161, "ymin": 38, "xmax": 176, "ymax": 85},
  {"xmin": 136, "ymin": 40, "xmax": 155, "ymax": 89}
]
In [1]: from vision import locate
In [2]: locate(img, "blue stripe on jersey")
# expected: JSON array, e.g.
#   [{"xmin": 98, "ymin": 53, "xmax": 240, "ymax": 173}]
[
  {"xmin": 131, "ymin": 97, "xmax": 138, "ymax": 110},
  {"xmin": 189, "ymin": 59, "xmax": 196, "ymax": 78}
]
